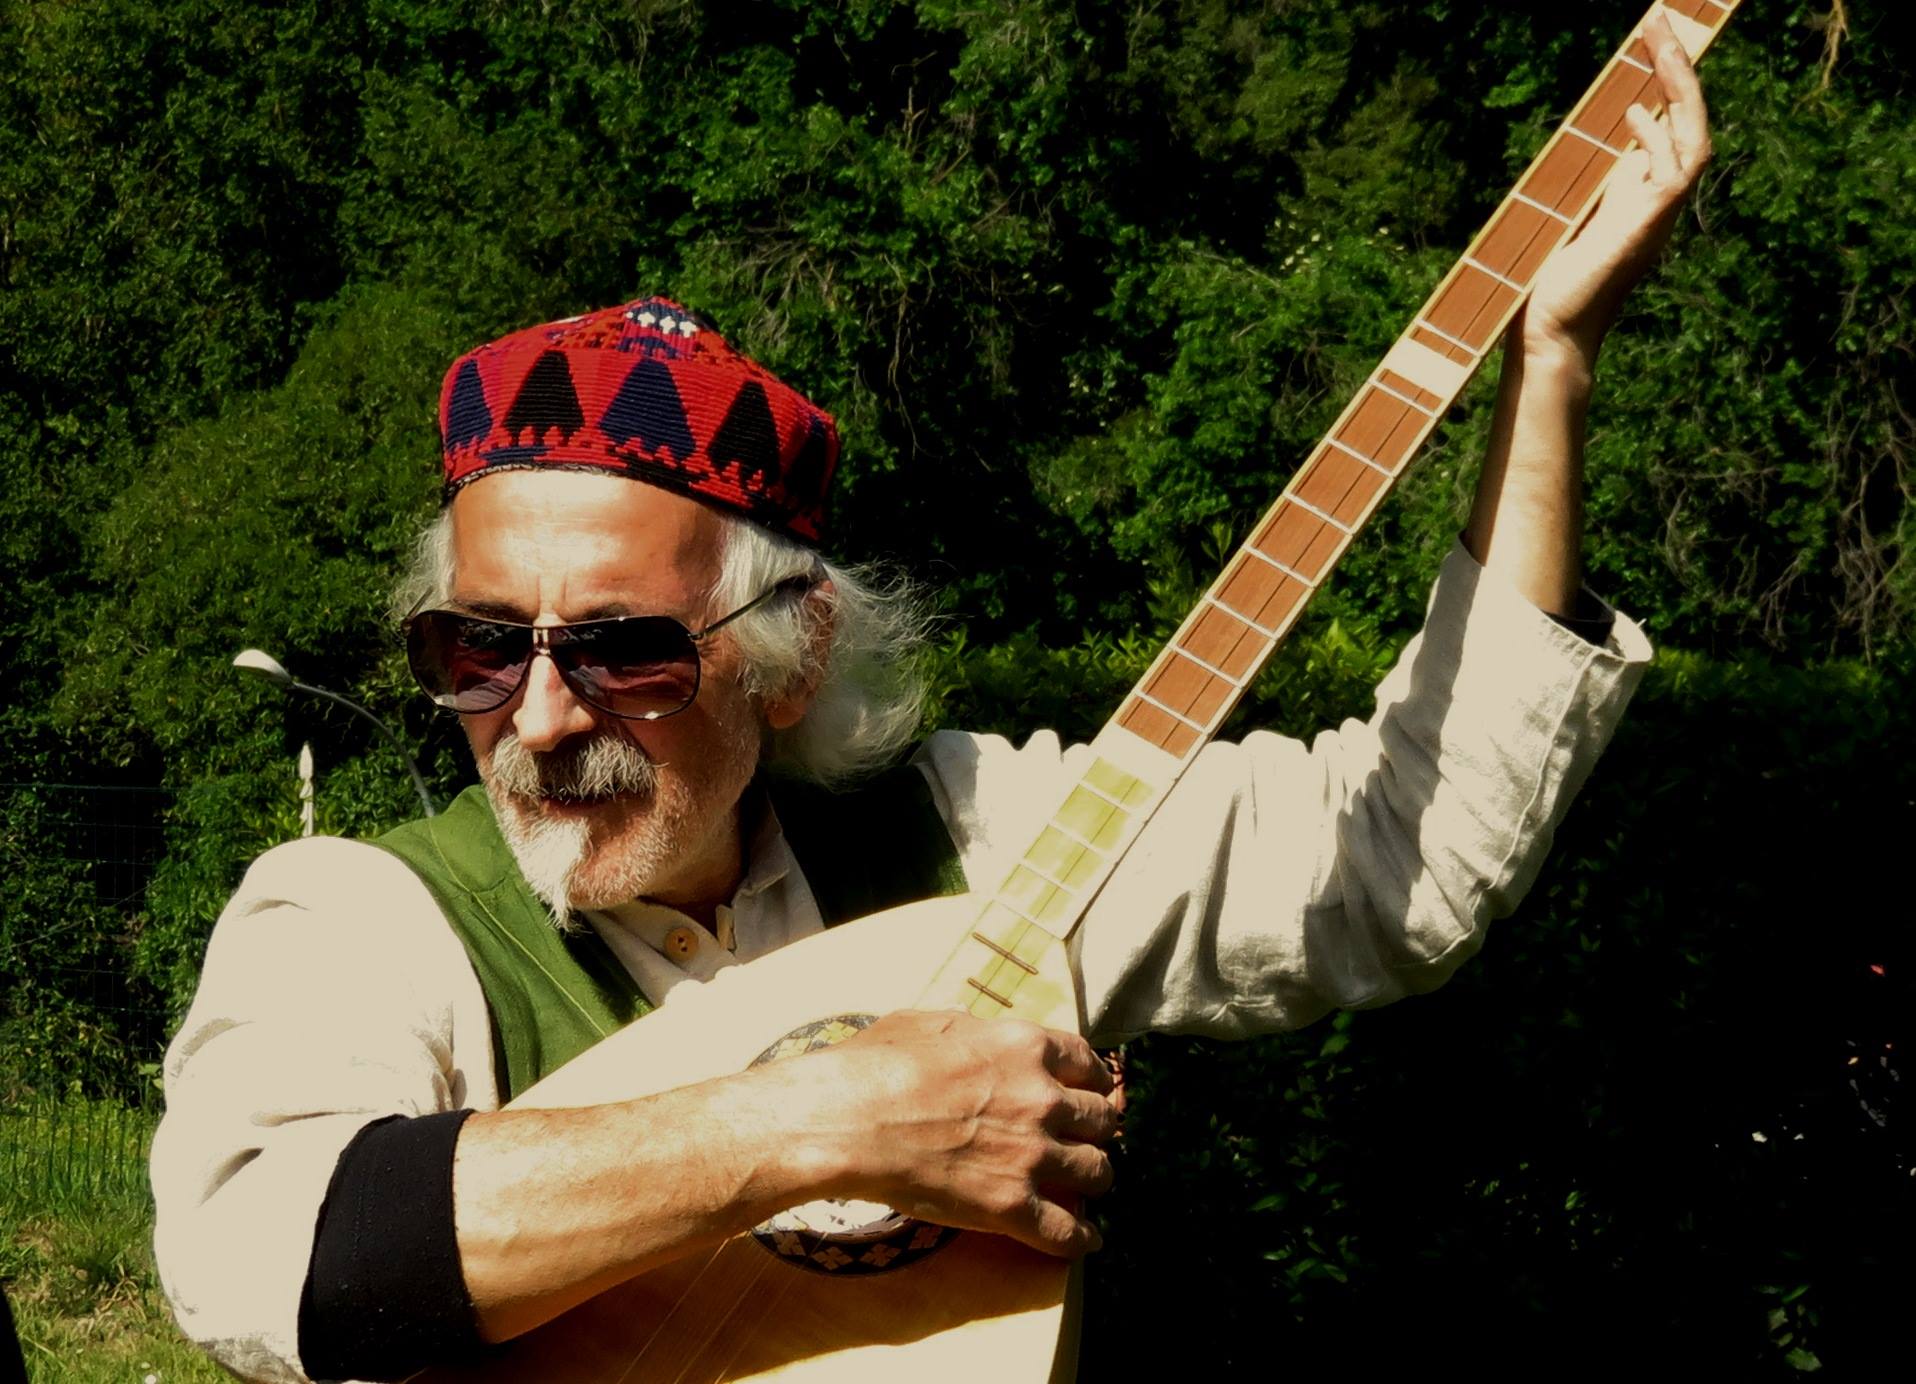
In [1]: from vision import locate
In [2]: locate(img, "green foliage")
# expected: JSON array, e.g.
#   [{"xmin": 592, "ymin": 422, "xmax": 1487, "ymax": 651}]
[
  {"xmin": 6, "ymin": 1, "xmax": 1909, "ymax": 667},
  {"xmin": 922, "ymin": 604, "xmax": 1401, "ymax": 747},
  {"xmin": 0, "ymin": 0, "xmax": 1909, "ymax": 1372},
  {"xmin": 1582, "ymin": 26, "xmax": 1916, "ymax": 659},
  {"xmin": 0, "ymin": 786, "xmax": 164, "ymax": 1102},
  {"xmin": 1088, "ymin": 648, "xmax": 1914, "ymax": 1375}
]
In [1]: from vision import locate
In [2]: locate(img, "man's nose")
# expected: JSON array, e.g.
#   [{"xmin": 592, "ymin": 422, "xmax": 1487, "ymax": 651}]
[{"xmin": 510, "ymin": 652, "xmax": 598, "ymax": 751}]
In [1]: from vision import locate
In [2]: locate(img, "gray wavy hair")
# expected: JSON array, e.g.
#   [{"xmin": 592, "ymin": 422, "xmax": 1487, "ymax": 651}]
[{"xmin": 394, "ymin": 506, "xmax": 930, "ymax": 786}]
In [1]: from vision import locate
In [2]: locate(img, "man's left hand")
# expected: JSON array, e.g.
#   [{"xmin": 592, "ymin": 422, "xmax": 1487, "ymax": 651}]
[{"xmin": 1519, "ymin": 11, "xmax": 1716, "ymax": 368}]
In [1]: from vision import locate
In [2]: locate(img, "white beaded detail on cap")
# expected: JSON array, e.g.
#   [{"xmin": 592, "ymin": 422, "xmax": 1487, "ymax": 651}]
[{"xmin": 623, "ymin": 305, "xmax": 701, "ymax": 337}]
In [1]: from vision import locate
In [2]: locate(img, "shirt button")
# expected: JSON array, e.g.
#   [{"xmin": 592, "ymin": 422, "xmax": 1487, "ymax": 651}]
[{"xmin": 664, "ymin": 926, "xmax": 699, "ymax": 960}]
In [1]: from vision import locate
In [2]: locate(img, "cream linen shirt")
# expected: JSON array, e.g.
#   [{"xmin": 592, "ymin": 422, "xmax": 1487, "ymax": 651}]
[{"xmin": 151, "ymin": 541, "xmax": 1651, "ymax": 1381}]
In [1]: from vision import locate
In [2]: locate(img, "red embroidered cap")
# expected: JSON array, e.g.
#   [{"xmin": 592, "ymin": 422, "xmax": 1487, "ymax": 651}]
[{"xmin": 439, "ymin": 297, "xmax": 839, "ymax": 544}]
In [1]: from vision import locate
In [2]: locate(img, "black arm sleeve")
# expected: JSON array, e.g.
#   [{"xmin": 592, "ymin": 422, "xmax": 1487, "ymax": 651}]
[{"xmin": 297, "ymin": 1109, "xmax": 488, "ymax": 1382}]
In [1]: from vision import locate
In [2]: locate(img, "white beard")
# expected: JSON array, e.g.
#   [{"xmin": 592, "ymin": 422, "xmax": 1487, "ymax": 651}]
[
  {"xmin": 482, "ymin": 729, "xmax": 665, "ymax": 931},
  {"xmin": 494, "ymin": 806, "xmax": 593, "ymax": 932},
  {"xmin": 479, "ymin": 726, "xmax": 752, "ymax": 931},
  {"xmin": 492, "ymin": 791, "xmax": 706, "ymax": 931}
]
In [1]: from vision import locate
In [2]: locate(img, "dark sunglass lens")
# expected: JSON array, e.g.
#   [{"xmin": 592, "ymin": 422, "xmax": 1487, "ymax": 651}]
[
  {"xmin": 409, "ymin": 613, "xmax": 530, "ymax": 712},
  {"xmin": 557, "ymin": 618, "xmax": 701, "ymax": 718}
]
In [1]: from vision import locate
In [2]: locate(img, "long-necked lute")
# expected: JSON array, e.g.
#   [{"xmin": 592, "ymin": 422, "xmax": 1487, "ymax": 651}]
[{"xmin": 420, "ymin": 5, "xmax": 1743, "ymax": 1380}]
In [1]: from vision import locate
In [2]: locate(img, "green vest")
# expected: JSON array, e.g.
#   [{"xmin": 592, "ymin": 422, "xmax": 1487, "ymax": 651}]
[{"xmin": 374, "ymin": 761, "xmax": 966, "ymax": 1102}]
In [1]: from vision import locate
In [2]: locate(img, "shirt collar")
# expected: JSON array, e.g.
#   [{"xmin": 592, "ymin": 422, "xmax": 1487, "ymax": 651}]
[{"xmin": 736, "ymin": 780, "xmax": 795, "ymax": 899}]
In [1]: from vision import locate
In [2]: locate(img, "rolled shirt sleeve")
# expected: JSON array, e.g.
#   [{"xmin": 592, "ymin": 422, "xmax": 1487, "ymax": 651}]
[
  {"xmin": 150, "ymin": 837, "xmax": 496, "ymax": 1382},
  {"xmin": 919, "ymin": 538, "xmax": 1652, "ymax": 1044}
]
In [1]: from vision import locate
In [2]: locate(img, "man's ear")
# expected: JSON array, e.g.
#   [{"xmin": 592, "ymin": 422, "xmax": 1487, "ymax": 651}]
[{"xmin": 762, "ymin": 578, "xmax": 836, "ymax": 731}]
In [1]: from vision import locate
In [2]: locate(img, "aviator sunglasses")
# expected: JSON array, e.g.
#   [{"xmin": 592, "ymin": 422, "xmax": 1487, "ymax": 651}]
[{"xmin": 405, "ymin": 574, "xmax": 816, "ymax": 720}]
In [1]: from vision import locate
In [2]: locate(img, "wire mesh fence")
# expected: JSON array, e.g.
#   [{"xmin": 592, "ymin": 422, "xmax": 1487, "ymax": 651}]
[
  {"xmin": 0, "ymin": 782, "xmax": 172, "ymax": 1214},
  {"xmin": 0, "ymin": 1097, "xmax": 156, "ymax": 1217}
]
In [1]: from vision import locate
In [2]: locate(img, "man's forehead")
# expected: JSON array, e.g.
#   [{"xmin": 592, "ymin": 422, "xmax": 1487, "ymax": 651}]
[{"xmin": 446, "ymin": 470, "xmax": 723, "ymax": 617}]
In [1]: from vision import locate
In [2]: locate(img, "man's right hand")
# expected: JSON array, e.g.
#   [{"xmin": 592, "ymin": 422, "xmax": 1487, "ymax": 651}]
[
  {"xmin": 817, "ymin": 1010, "xmax": 1121, "ymax": 1257},
  {"xmin": 452, "ymin": 1008, "xmax": 1120, "ymax": 1343}
]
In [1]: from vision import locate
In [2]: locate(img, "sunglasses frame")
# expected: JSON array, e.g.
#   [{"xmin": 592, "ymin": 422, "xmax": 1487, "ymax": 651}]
[{"xmin": 405, "ymin": 573, "xmax": 817, "ymax": 721}]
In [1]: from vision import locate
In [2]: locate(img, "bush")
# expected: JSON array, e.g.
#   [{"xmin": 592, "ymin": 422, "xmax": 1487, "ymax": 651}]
[{"xmin": 1087, "ymin": 648, "xmax": 1914, "ymax": 1375}]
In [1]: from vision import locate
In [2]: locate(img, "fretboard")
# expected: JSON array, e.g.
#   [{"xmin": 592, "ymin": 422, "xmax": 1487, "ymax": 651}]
[{"xmin": 916, "ymin": 0, "xmax": 1743, "ymax": 1019}]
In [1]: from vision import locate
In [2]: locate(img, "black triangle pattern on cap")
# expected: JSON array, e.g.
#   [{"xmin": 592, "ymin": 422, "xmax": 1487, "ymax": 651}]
[
  {"xmin": 444, "ymin": 359, "xmax": 491, "ymax": 449},
  {"xmin": 707, "ymin": 379, "xmax": 781, "ymax": 491},
  {"xmin": 442, "ymin": 299, "xmax": 837, "ymax": 543},
  {"xmin": 601, "ymin": 357, "xmax": 696, "ymax": 460},
  {"xmin": 503, "ymin": 350, "xmax": 585, "ymax": 446}
]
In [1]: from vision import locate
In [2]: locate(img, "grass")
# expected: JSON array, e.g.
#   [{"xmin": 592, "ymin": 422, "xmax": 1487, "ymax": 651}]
[{"xmin": 1, "ymin": 1096, "xmax": 226, "ymax": 1384}]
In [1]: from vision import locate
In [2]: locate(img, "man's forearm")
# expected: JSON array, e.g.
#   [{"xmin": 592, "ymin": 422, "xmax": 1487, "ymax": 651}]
[
  {"xmin": 1460, "ymin": 9, "xmax": 1713, "ymax": 618},
  {"xmin": 453, "ymin": 1007, "xmax": 1117, "ymax": 1346},
  {"xmin": 453, "ymin": 1054, "xmax": 855, "ymax": 1344},
  {"xmin": 1462, "ymin": 336, "xmax": 1596, "ymax": 618}
]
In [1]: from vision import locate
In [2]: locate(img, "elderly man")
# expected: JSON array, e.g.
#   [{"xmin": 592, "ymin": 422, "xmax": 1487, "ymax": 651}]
[{"xmin": 152, "ymin": 24, "xmax": 1711, "ymax": 1383}]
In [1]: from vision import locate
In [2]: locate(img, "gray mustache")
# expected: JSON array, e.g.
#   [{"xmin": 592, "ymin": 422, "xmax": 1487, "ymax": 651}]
[{"xmin": 489, "ymin": 733, "xmax": 659, "ymax": 802}]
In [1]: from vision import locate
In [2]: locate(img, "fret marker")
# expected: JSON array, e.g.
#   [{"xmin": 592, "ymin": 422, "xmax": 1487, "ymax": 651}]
[
  {"xmin": 1240, "ymin": 544, "xmax": 1318, "ymax": 587},
  {"xmin": 1171, "ymin": 644, "xmax": 1246, "ymax": 688},
  {"xmin": 992, "ymin": 899, "xmax": 1043, "ymax": 929},
  {"xmin": 1085, "ymin": 760, "xmax": 1153, "ymax": 807},
  {"xmin": 1136, "ymin": 689, "xmax": 1209, "ymax": 733},
  {"xmin": 1285, "ymin": 492, "xmax": 1356, "ymax": 536},
  {"xmin": 1012, "ymin": 855, "xmax": 1074, "ymax": 894},
  {"xmin": 1461, "ymin": 255, "xmax": 1527, "ymax": 296},
  {"xmin": 1047, "ymin": 817, "xmax": 1097, "ymax": 852},
  {"xmin": 1056, "ymin": 787, "xmax": 1128, "ymax": 851},
  {"xmin": 966, "ymin": 976, "xmax": 1014, "ymax": 1008},
  {"xmin": 1509, "ymin": 190, "xmax": 1575, "ymax": 225},
  {"xmin": 1074, "ymin": 778, "xmax": 1128, "ymax": 811},
  {"xmin": 1369, "ymin": 377, "xmax": 1437, "ymax": 417},
  {"xmin": 1412, "ymin": 318, "xmax": 1483, "ymax": 358},
  {"xmin": 1203, "ymin": 594, "xmax": 1279, "ymax": 640},
  {"xmin": 970, "ymin": 932, "xmax": 1040, "ymax": 975},
  {"xmin": 1026, "ymin": 825, "xmax": 1102, "ymax": 890},
  {"xmin": 1326, "ymin": 436, "xmax": 1398, "ymax": 479},
  {"xmin": 1563, "ymin": 124, "xmax": 1626, "ymax": 159}
]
